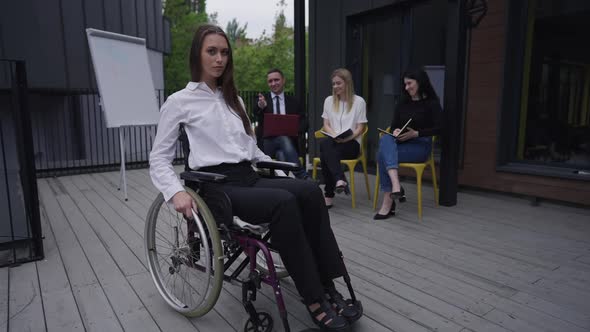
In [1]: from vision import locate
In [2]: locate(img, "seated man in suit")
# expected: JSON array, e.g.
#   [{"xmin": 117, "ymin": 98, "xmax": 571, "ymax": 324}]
[{"xmin": 254, "ymin": 68, "xmax": 310, "ymax": 179}]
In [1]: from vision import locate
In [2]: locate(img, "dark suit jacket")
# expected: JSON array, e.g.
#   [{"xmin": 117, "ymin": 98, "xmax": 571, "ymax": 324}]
[{"xmin": 253, "ymin": 92, "xmax": 307, "ymax": 155}]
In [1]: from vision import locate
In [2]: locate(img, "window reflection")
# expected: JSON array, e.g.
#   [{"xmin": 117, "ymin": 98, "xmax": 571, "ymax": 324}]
[{"xmin": 519, "ymin": 0, "xmax": 590, "ymax": 169}]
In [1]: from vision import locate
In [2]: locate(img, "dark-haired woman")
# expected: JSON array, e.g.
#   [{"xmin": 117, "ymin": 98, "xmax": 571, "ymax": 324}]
[
  {"xmin": 374, "ymin": 67, "xmax": 442, "ymax": 220},
  {"xmin": 149, "ymin": 24, "xmax": 360, "ymax": 330}
]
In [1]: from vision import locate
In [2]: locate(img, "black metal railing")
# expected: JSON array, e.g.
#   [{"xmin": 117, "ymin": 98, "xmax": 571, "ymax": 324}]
[
  {"xmin": 28, "ymin": 89, "xmax": 299, "ymax": 177},
  {"xmin": 0, "ymin": 60, "xmax": 44, "ymax": 267},
  {"xmin": 29, "ymin": 89, "xmax": 169, "ymax": 177}
]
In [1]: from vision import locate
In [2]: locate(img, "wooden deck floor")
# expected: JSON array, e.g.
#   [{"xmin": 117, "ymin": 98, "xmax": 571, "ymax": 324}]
[{"xmin": 1, "ymin": 168, "xmax": 590, "ymax": 332}]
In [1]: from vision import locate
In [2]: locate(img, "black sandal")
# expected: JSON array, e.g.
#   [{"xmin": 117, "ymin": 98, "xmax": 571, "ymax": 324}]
[
  {"xmin": 334, "ymin": 183, "xmax": 350, "ymax": 195},
  {"xmin": 307, "ymin": 300, "xmax": 349, "ymax": 331},
  {"xmin": 325, "ymin": 287, "xmax": 363, "ymax": 324}
]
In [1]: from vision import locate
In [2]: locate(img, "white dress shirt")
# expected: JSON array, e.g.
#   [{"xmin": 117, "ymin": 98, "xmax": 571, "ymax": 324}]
[
  {"xmin": 270, "ymin": 91, "xmax": 286, "ymax": 115},
  {"xmin": 150, "ymin": 81, "xmax": 271, "ymax": 201},
  {"xmin": 321, "ymin": 95, "xmax": 368, "ymax": 145}
]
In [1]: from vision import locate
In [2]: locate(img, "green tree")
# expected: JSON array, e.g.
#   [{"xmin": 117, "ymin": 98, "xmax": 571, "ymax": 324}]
[
  {"xmin": 225, "ymin": 18, "xmax": 248, "ymax": 46},
  {"xmin": 233, "ymin": 0, "xmax": 294, "ymax": 93},
  {"xmin": 163, "ymin": 0, "xmax": 208, "ymax": 91}
]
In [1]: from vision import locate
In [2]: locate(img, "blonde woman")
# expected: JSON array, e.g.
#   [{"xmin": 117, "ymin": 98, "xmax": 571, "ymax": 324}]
[{"xmin": 319, "ymin": 68, "xmax": 367, "ymax": 208}]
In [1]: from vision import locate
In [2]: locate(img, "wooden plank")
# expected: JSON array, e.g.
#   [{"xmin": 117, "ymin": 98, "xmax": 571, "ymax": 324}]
[
  {"xmin": 333, "ymin": 222, "xmax": 516, "ymax": 295},
  {"xmin": 267, "ymin": 267, "xmax": 420, "ymax": 332},
  {"xmin": 53, "ymin": 186, "xmax": 159, "ymax": 331},
  {"xmin": 509, "ymin": 292, "xmax": 590, "ymax": 330},
  {"xmin": 122, "ymin": 170, "xmax": 160, "ymax": 198},
  {"xmin": 13, "ymin": 169, "xmax": 587, "ymax": 332},
  {"xmin": 333, "ymin": 182, "xmax": 590, "ymax": 331},
  {"xmin": 482, "ymin": 309, "xmax": 541, "ymax": 332},
  {"xmin": 337, "ymin": 232, "xmax": 590, "ymax": 332},
  {"xmin": 336, "ymin": 209, "xmax": 590, "ymax": 312},
  {"xmin": 345, "ymin": 259, "xmax": 507, "ymax": 332},
  {"xmin": 8, "ymin": 263, "xmax": 45, "ymax": 332},
  {"xmin": 370, "ymin": 187, "xmax": 589, "ymax": 270},
  {"xmin": 575, "ymin": 254, "xmax": 590, "ymax": 265},
  {"xmin": 73, "ymin": 177, "xmax": 147, "ymax": 265},
  {"xmin": 96, "ymin": 172, "xmax": 155, "ymax": 210},
  {"xmin": 79, "ymin": 174, "xmax": 149, "ymax": 241},
  {"xmin": 0, "ymin": 268, "xmax": 8, "ymax": 332},
  {"xmin": 59, "ymin": 175, "xmax": 147, "ymax": 275},
  {"xmin": 339, "ymin": 238, "xmax": 495, "ymax": 316},
  {"xmin": 336, "ymin": 269, "xmax": 468, "ymax": 332},
  {"xmin": 74, "ymin": 283, "xmax": 123, "ymax": 332},
  {"xmin": 36, "ymin": 202, "xmax": 84, "ymax": 331},
  {"xmin": 338, "ymin": 212, "xmax": 543, "ymax": 286},
  {"xmin": 484, "ymin": 303, "xmax": 588, "ymax": 332},
  {"xmin": 126, "ymin": 272, "xmax": 204, "ymax": 332},
  {"xmin": 38, "ymin": 179, "xmax": 123, "ymax": 332},
  {"xmin": 97, "ymin": 171, "xmax": 155, "ymax": 206}
]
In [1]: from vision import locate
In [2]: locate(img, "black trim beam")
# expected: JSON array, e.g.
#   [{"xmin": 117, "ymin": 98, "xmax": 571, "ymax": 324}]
[
  {"xmin": 294, "ymin": 0, "xmax": 306, "ymax": 109},
  {"xmin": 294, "ymin": 0, "xmax": 306, "ymax": 155},
  {"xmin": 440, "ymin": 0, "xmax": 468, "ymax": 206}
]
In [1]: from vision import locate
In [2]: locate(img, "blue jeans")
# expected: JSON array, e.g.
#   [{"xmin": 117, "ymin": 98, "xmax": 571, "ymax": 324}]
[
  {"xmin": 263, "ymin": 136, "xmax": 308, "ymax": 178},
  {"xmin": 377, "ymin": 135, "xmax": 432, "ymax": 192}
]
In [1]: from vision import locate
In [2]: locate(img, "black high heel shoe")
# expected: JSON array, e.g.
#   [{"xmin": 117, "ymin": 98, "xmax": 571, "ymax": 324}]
[
  {"xmin": 373, "ymin": 201, "xmax": 396, "ymax": 220},
  {"xmin": 390, "ymin": 186, "xmax": 406, "ymax": 202}
]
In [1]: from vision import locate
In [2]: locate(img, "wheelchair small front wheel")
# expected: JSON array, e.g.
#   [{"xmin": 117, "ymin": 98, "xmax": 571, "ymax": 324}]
[
  {"xmin": 145, "ymin": 187, "xmax": 224, "ymax": 317},
  {"xmin": 243, "ymin": 312, "xmax": 273, "ymax": 332}
]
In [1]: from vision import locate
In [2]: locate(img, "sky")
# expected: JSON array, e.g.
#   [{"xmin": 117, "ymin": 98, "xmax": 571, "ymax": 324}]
[{"xmin": 206, "ymin": 0, "xmax": 308, "ymax": 39}]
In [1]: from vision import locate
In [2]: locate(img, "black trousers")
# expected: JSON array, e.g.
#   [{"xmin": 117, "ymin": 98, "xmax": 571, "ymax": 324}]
[
  {"xmin": 191, "ymin": 163, "xmax": 346, "ymax": 304},
  {"xmin": 319, "ymin": 138, "xmax": 360, "ymax": 197}
]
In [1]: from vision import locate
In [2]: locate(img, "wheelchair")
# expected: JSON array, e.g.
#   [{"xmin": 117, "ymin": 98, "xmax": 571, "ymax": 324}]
[{"xmin": 144, "ymin": 126, "xmax": 362, "ymax": 331}]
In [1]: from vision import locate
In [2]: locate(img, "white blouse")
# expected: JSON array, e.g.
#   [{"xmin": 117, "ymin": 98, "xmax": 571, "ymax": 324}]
[
  {"xmin": 149, "ymin": 82, "xmax": 271, "ymax": 201},
  {"xmin": 321, "ymin": 95, "xmax": 368, "ymax": 145}
]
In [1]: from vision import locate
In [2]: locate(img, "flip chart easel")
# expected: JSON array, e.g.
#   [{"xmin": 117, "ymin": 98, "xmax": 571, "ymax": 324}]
[{"xmin": 86, "ymin": 28, "xmax": 160, "ymax": 200}]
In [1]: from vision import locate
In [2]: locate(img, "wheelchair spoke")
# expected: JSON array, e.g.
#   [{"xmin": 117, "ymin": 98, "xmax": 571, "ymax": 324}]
[
  {"xmin": 146, "ymin": 189, "xmax": 223, "ymax": 316},
  {"xmin": 154, "ymin": 251, "xmax": 211, "ymax": 296}
]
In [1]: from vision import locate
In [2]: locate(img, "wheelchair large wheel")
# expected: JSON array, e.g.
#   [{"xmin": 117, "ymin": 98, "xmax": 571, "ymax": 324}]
[{"xmin": 145, "ymin": 186, "xmax": 224, "ymax": 317}]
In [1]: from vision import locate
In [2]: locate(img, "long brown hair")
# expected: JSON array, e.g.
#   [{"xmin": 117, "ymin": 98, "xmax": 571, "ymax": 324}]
[{"xmin": 189, "ymin": 24, "xmax": 253, "ymax": 136}]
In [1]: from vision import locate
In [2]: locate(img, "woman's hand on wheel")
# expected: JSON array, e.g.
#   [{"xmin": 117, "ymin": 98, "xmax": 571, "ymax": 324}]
[{"xmin": 172, "ymin": 191, "xmax": 197, "ymax": 219}]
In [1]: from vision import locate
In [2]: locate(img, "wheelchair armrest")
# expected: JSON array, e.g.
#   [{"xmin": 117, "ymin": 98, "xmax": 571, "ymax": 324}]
[
  {"xmin": 255, "ymin": 160, "xmax": 300, "ymax": 172},
  {"xmin": 180, "ymin": 170, "xmax": 227, "ymax": 183}
]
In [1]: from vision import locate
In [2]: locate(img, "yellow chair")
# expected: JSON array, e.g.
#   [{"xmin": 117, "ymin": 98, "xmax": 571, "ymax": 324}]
[
  {"xmin": 372, "ymin": 128, "xmax": 438, "ymax": 219},
  {"xmin": 312, "ymin": 126, "xmax": 371, "ymax": 208}
]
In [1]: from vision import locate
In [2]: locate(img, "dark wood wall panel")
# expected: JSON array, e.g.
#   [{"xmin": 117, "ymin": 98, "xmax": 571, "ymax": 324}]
[
  {"xmin": 461, "ymin": 0, "xmax": 590, "ymax": 206},
  {"xmin": 62, "ymin": 0, "xmax": 91, "ymax": 89},
  {"xmin": 0, "ymin": 0, "xmax": 168, "ymax": 90},
  {"xmin": 121, "ymin": 0, "xmax": 138, "ymax": 36},
  {"xmin": 104, "ymin": 0, "xmax": 122, "ymax": 33}
]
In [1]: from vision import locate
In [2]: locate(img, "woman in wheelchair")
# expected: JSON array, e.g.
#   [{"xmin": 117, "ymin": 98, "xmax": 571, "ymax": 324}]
[{"xmin": 149, "ymin": 24, "xmax": 361, "ymax": 331}]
